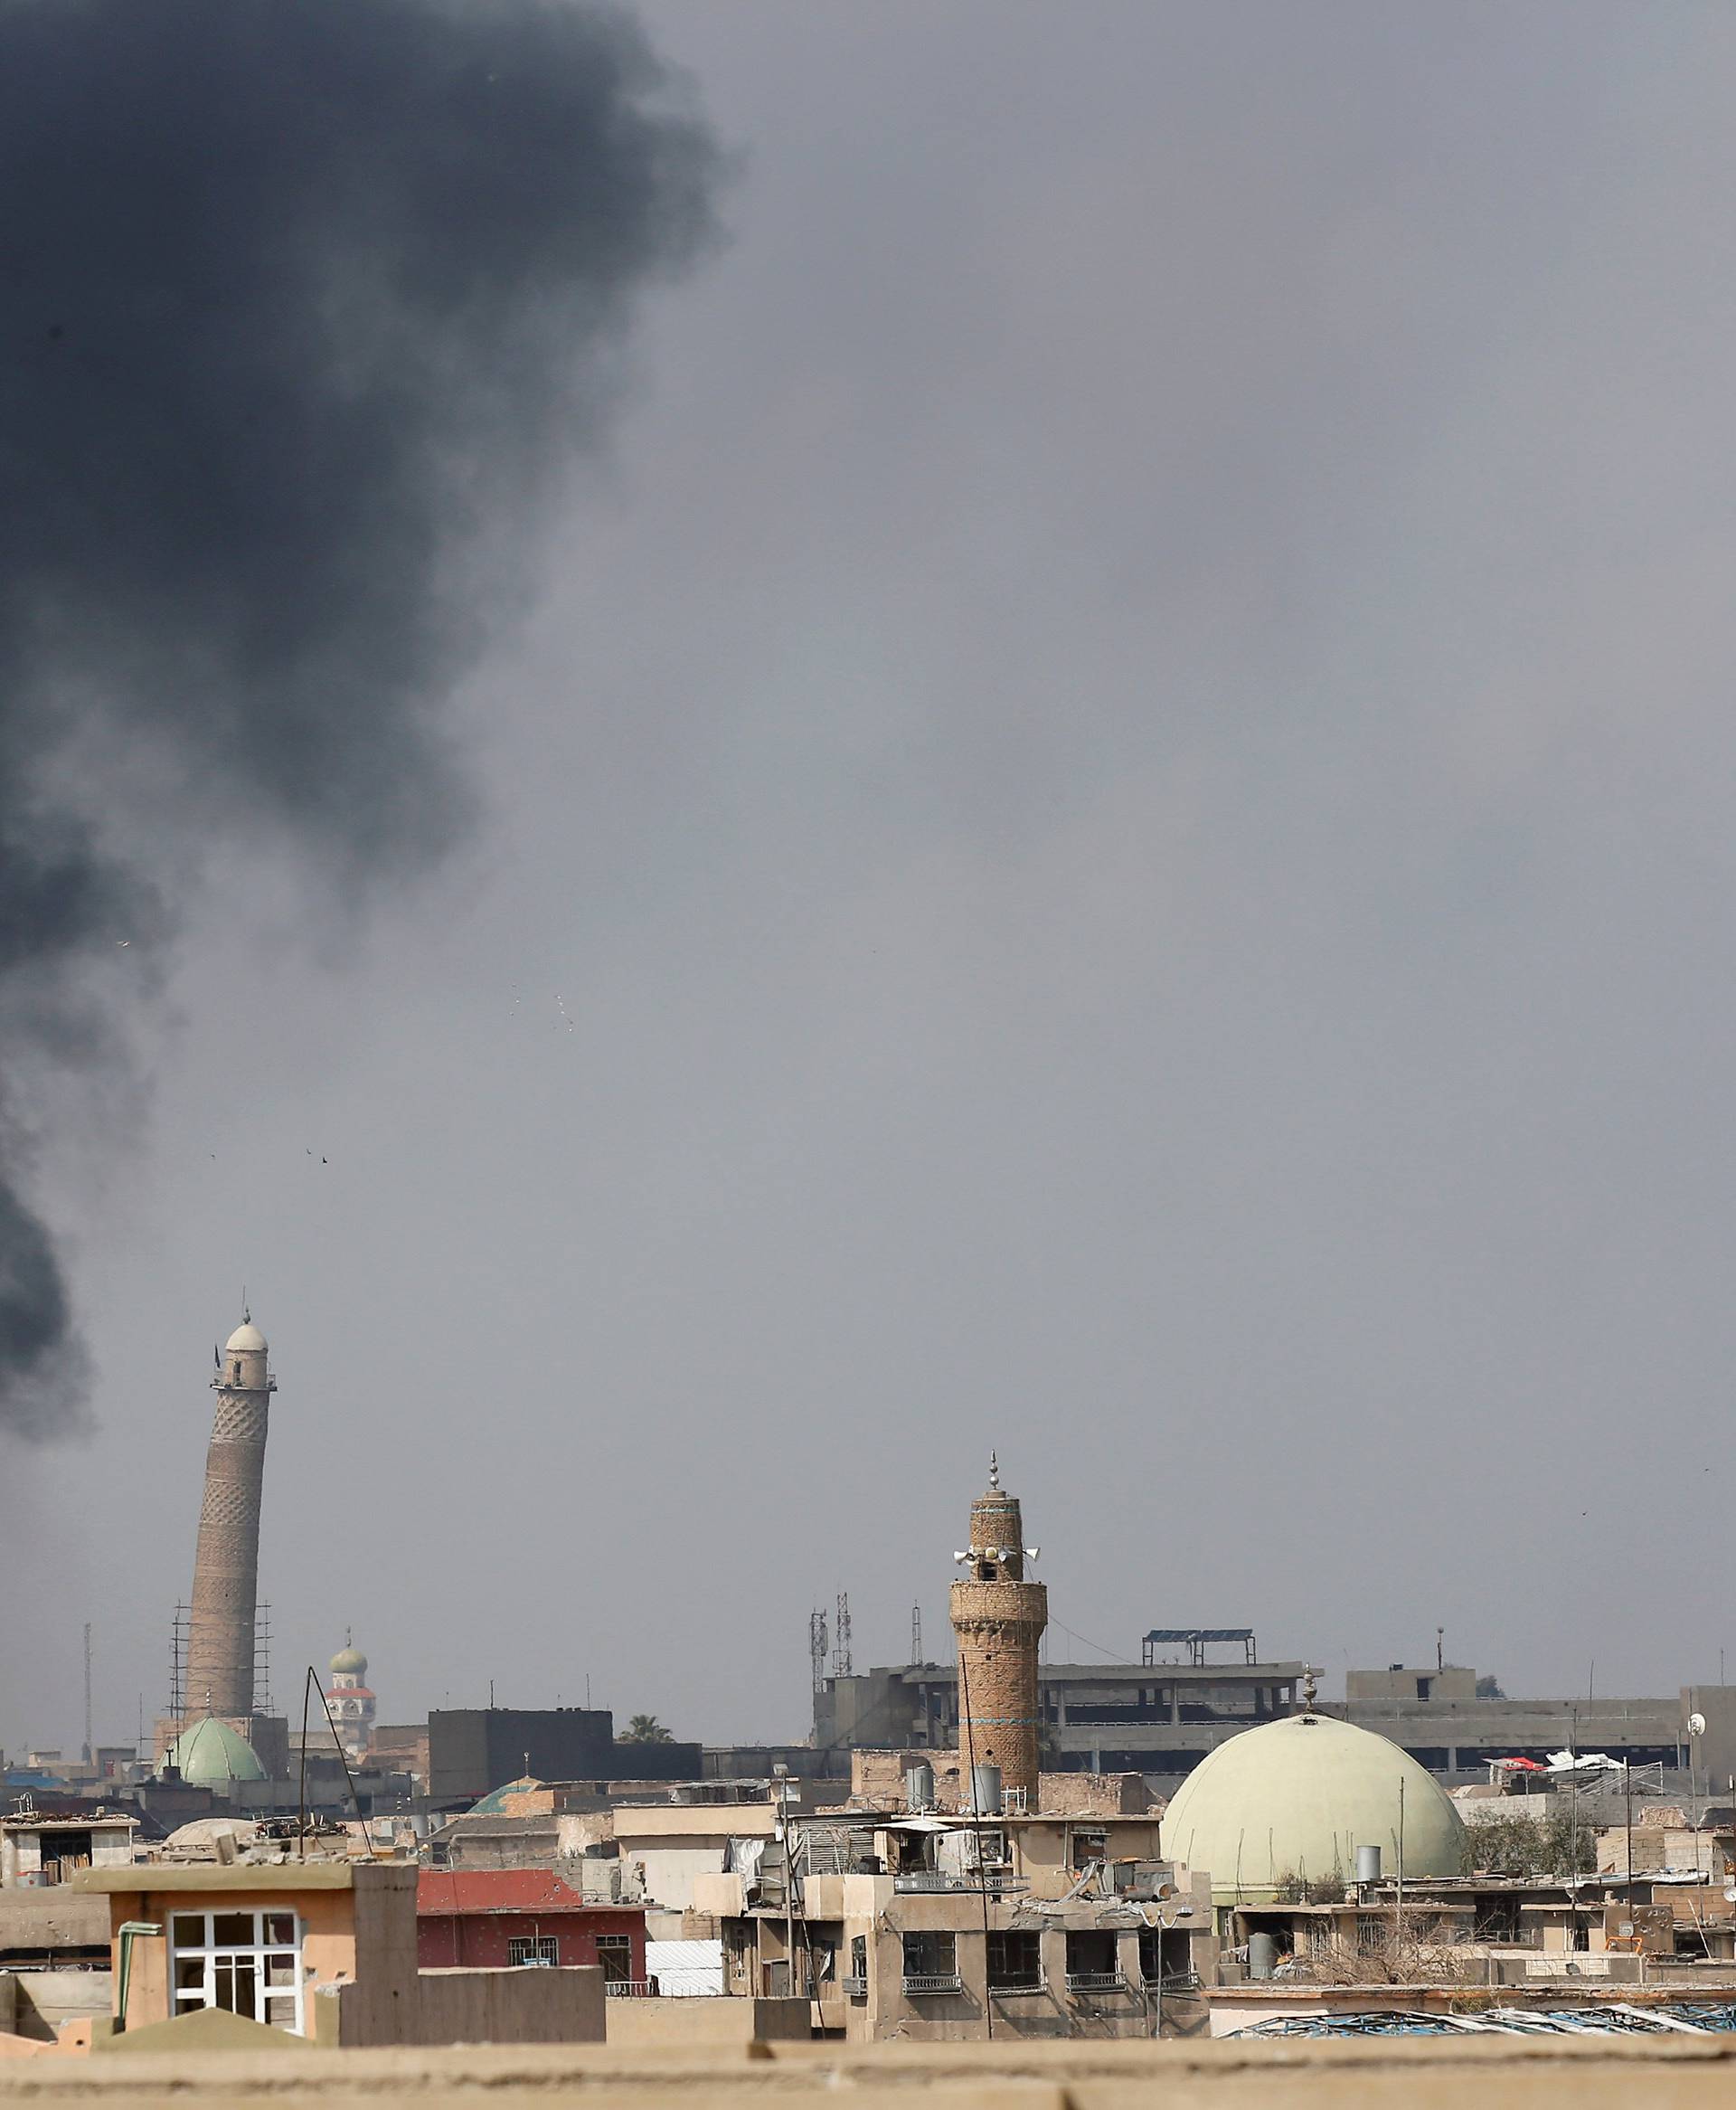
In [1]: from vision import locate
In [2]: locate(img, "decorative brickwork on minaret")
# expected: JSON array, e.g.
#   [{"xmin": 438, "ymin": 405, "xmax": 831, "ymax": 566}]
[
  {"xmin": 185, "ymin": 1313, "xmax": 275, "ymax": 1720},
  {"xmin": 949, "ymin": 1453, "xmax": 1047, "ymax": 1803}
]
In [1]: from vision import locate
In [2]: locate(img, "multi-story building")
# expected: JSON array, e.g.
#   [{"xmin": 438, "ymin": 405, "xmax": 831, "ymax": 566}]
[
  {"xmin": 819, "ymin": 1650, "xmax": 1711, "ymax": 1793},
  {"xmin": 695, "ymin": 1801, "xmax": 1216, "ymax": 2040},
  {"xmin": 816, "ymin": 1631, "xmax": 1305, "ymax": 1793},
  {"xmin": 1333, "ymin": 1665, "xmax": 1694, "ymax": 1780}
]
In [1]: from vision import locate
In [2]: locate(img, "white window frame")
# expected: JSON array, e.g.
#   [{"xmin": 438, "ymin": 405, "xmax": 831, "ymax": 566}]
[{"xmin": 170, "ymin": 1907, "xmax": 306, "ymax": 2035}]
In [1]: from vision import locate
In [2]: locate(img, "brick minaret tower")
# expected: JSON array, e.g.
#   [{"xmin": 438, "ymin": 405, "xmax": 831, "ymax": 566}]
[
  {"xmin": 949, "ymin": 1452, "xmax": 1047, "ymax": 1805},
  {"xmin": 185, "ymin": 1311, "xmax": 276, "ymax": 1720}
]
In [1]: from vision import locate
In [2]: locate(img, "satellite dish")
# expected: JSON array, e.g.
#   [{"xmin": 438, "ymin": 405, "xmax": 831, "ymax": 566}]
[{"xmin": 1690, "ymin": 1712, "xmax": 1708, "ymax": 1736}]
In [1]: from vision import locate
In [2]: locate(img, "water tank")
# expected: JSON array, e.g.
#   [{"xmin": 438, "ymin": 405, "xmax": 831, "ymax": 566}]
[
  {"xmin": 1248, "ymin": 1931, "xmax": 1278, "ymax": 1980},
  {"xmin": 1355, "ymin": 1844, "xmax": 1382, "ymax": 1886},
  {"xmin": 905, "ymin": 1763, "xmax": 935, "ymax": 1811},
  {"xmin": 970, "ymin": 1763, "xmax": 1003, "ymax": 1815}
]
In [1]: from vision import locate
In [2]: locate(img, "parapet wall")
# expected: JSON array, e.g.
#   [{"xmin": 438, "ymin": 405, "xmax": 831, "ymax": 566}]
[
  {"xmin": 605, "ymin": 1996, "xmax": 809, "ymax": 2046},
  {"xmin": 326, "ymin": 1965, "xmax": 605, "ymax": 2048},
  {"xmin": 849, "ymin": 1749, "xmax": 1151, "ymax": 1815}
]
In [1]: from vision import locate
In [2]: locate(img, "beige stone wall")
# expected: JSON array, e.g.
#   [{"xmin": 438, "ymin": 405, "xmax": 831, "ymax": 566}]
[
  {"xmin": 11, "ymin": 2030, "xmax": 1736, "ymax": 2099},
  {"xmin": 605, "ymin": 1995, "xmax": 808, "ymax": 2046}
]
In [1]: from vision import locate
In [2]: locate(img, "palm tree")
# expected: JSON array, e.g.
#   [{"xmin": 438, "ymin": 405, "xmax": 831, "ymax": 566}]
[{"xmin": 623, "ymin": 1714, "xmax": 673, "ymax": 1744}]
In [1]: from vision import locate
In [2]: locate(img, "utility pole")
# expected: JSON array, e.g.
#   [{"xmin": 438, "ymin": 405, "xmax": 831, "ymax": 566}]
[
  {"xmin": 1624, "ymin": 1756, "xmax": 1635, "ymax": 1914},
  {"xmin": 1396, "ymin": 1776, "xmax": 1405, "ymax": 1957}
]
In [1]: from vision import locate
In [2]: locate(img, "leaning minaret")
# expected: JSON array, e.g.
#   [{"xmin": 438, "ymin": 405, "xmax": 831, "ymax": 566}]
[
  {"xmin": 949, "ymin": 1452, "xmax": 1047, "ymax": 1805},
  {"xmin": 184, "ymin": 1311, "xmax": 275, "ymax": 1720}
]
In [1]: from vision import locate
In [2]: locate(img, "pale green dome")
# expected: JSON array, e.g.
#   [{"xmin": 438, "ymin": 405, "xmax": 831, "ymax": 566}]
[
  {"xmin": 1160, "ymin": 1711, "xmax": 1465, "ymax": 1902},
  {"xmin": 167, "ymin": 1717, "xmax": 266, "ymax": 1788},
  {"xmin": 330, "ymin": 1642, "xmax": 366, "ymax": 1678}
]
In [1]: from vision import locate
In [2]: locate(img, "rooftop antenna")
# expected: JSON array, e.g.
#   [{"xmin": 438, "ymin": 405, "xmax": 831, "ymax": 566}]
[
  {"xmin": 911, "ymin": 1601, "xmax": 922, "ymax": 1663},
  {"xmin": 808, "ymin": 1609, "xmax": 828, "ymax": 1693},
  {"xmin": 82, "ymin": 1623, "xmax": 93, "ymax": 1765},
  {"xmin": 833, "ymin": 1593, "xmax": 853, "ymax": 1679},
  {"xmin": 1436, "ymin": 1626, "xmax": 1444, "ymax": 1674}
]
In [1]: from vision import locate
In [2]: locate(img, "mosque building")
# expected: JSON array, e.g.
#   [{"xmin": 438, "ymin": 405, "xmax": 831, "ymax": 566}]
[
  {"xmin": 326, "ymin": 1636, "xmax": 377, "ymax": 1762},
  {"xmin": 1158, "ymin": 1672, "xmax": 1467, "ymax": 1906}
]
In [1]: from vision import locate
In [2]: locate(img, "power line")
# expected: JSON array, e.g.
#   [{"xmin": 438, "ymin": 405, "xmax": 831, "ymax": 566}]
[{"xmin": 1047, "ymin": 1617, "xmax": 1126, "ymax": 1663}]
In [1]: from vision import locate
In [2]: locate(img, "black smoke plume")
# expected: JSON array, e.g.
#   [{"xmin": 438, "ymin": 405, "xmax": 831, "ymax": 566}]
[{"xmin": 0, "ymin": 0, "xmax": 722, "ymax": 1436}]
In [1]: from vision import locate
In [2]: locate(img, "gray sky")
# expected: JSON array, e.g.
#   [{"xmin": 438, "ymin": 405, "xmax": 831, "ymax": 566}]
[{"xmin": 9, "ymin": 0, "xmax": 1736, "ymax": 1758}]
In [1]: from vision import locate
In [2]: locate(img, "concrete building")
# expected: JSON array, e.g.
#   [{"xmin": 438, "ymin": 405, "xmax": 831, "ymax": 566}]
[
  {"xmin": 695, "ymin": 1802, "xmax": 1216, "ymax": 2040},
  {"xmin": 426, "ymin": 1710, "xmax": 700, "ymax": 1805},
  {"xmin": 1333, "ymin": 1669, "xmax": 1698, "ymax": 1780},
  {"xmin": 0, "ymin": 1812, "xmax": 137, "ymax": 1889},
  {"xmin": 818, "ymin": 1649, "xmax": 1710, "ymax": 1794},
  {"xmin": 816, "ymin": 1642, "xmax": 1305, "ymax": 1787},
  {"xmin": 71, "ymin": 1858, "xmax": 607, "ymax": 2047},
  {"xmin": 948, "ymin": 1454, "xmax": 1047, "ymax": 1806}
]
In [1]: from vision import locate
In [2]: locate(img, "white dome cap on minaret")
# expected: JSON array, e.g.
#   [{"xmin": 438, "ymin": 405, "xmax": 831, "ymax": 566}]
[{"xmin": 226, "ymin": 1317, "xmax": 267, "ymax": 1354}]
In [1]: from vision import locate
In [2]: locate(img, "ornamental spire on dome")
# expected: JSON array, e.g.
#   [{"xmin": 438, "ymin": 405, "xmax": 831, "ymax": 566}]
[{"xmin": 988, "ymin": 1449, "xmax": 1000, "ymax": 1491}]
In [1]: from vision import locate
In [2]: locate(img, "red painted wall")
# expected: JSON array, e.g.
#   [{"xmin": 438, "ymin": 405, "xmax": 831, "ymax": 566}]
[{"xmin": 417, "ymin": 1905, "xmax": 646, "ymax": 1977}]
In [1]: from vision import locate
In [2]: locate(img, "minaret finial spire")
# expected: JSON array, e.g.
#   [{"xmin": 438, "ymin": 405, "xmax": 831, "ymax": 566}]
[
  {"xmin": 988, "ymin": 1449, "xmax": 1000, "ymax": 1490},
  {"xmin": 241, "ymin": 1284, "xmax": 250, "ymax": 1323}
]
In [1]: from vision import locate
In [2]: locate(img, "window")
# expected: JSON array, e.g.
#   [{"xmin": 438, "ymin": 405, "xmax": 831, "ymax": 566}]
[
  {"xmin": 986, "ymin": 1929, "xmax": 1042, "ymax": 1992},
  {"xmin": 171, "ymin": 1908, "xmax": 303, "ymax": 2035},
  {"xmin": 845, "ymin": 1934, "xmax": 868, "ymax": 1997},
  {"xmin": 973, "ymin": 1829, "xmax": 1007, "ymax": 1869},
  {"xmin": 595, "ymin": 1933, "xmax": 633, "ymax": 1983},
  {"xmin": 901, "ymin": 1930, "xmax": 959, "ymax": 1993},
  {"xmin": 1070, "ymin": 1828, "xmax": 1108, "ymax": 1872},
  {"xmin": 508, "ymin": 1935, "xmax": 558, "ymax": 1967},
  {"xmin": 1063, "ymin": 1929, "xmax": 1121, "ymax": 1991},
  {"xmin": 1138, "ymin": 1926, "xmax": 1187, "ymax": 1988}
]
